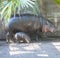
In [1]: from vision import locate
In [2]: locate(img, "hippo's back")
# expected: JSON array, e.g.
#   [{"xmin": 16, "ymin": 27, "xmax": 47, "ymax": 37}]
[{"xmin": 7, "ymin": 14, "xmax": 41, "ymax": 33}]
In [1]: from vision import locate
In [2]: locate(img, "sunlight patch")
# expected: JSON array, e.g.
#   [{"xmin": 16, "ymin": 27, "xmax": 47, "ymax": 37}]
[
  {"xmin": 9, "ymin": 46, "xmax": 19, "ymax": 51},
  {"xmin": 9, "ymin": 51, "xmax": 34, "ymax": 55},
  {"xmin": 23, "ymin": 43, "xmax": 41, "ymax": 50},
  {"xmin": 52, "ymin": 42, "xmax": 60, "ymax": 51},
  {"xmin": 37, "ymin": 54, "xmax": 48, "ymax": 57}
]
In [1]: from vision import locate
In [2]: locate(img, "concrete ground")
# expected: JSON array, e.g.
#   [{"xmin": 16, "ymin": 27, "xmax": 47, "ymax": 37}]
[{"xmin": 0, "ymin": 39, "xmax": 60, "ymax": 58}]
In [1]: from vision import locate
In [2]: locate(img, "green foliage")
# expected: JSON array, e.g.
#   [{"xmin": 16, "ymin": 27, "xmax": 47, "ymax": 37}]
[
  {"xmin": 0, "ymin": 0, "xmax": 39, "ymax": 23},
  {"xmin": 54, "ymin": 0, "xmax": 60, "ymax": 4}
]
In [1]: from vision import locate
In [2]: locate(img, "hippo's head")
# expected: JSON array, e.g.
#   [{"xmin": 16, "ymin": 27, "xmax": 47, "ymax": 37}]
[{"xmin": 42, "ymin": 22, "xmax": 56, "ymax": 33}]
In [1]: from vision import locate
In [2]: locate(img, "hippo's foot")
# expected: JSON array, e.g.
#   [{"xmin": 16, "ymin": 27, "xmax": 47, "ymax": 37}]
[
  {"xmin": 14, "ymin": 32, "xmax": 31, "ymax": 43},
  {"xmin": 6, "ymin": 32, "xmax": 14, "ymax": 43}
]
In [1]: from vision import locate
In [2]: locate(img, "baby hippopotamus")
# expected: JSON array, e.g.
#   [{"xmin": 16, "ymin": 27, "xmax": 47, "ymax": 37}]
[{"xmin": 14, "ymin": 32, "xmax": 31, "ymax": 43}]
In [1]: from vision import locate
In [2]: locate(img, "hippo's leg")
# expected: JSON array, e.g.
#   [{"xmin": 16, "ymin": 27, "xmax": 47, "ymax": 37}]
[
  {"xmin": 6, "ymin": 32, "xmax": 13, "ymax": 43},
  {"xmin": 14, "ymin": 32, "xmax": 31, "ymax": 43}
]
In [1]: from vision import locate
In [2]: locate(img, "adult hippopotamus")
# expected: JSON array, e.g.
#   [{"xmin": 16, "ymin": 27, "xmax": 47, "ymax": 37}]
[{"xmin": 6, "ymin": 14, "xmax": 55, "ymax": 43}]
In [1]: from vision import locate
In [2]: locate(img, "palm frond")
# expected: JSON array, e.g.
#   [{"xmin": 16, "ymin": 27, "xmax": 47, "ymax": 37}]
[{"xmin": 0, "ymin": 0, "xmax": 39, "ymax": 22}]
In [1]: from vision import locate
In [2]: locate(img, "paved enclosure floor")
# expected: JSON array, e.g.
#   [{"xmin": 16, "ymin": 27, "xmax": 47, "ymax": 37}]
[{"xmin": 0, "ymin": 40, "xmax": 60, "ymax": 58}]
